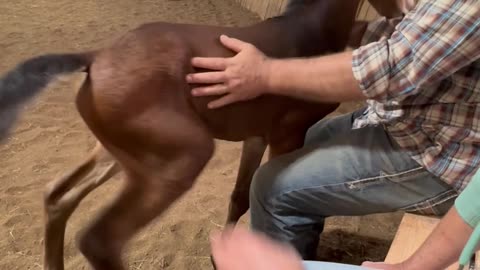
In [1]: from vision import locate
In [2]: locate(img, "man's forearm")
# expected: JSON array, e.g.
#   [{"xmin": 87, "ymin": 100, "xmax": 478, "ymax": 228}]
[
  {"xmin": 265, "ymin": 51, "xmax": 365, "ymax": 103},
  {"xmin": 403, "ymin": 207, "xmax": 473, "ymax": 270}
]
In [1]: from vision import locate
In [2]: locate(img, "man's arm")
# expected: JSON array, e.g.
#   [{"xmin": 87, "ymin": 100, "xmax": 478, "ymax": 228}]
[
  {"xmin": 187, "ymin": 0, "xmax": 480, "ymax": 109},
  {"xmin": 265, "ymin": 51, "xmax": 365, "ymax": 103},
  {"xmin": 187, "ymin": 36, "xmax": 365, "ymax": 108}
]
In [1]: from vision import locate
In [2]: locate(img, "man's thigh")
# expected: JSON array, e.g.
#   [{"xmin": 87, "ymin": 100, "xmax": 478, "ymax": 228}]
[
  {"xmin": 252, "ymin": 113, "xmax": 457, "ymax": 218},
  {"xmin": 303, "ymin": 107, "xmax": 366, "ymax": 147}
]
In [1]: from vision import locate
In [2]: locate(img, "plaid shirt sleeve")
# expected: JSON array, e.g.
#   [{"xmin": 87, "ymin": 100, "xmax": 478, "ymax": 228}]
[{"xmin": 352, "ymin": 0, "xmax": 480, "ymax": 102}]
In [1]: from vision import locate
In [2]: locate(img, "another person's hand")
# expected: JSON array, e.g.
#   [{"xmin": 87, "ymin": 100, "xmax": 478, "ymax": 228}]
[
  {"xmin": 210, "ymin": 225, "xmax": 304, "ymax": 270},
  {"xmin": 186, "ymin": 35, "xmax": 272, "ymax": 109}
]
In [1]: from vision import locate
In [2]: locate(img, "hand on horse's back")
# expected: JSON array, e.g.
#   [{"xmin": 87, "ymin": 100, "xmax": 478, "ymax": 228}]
[{"xmin": 186, "ymin": 35, "xmax": 272, "ymax": 109}]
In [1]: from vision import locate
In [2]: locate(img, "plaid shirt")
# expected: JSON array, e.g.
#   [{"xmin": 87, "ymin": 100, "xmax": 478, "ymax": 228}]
[{"xmin": 351, "ymin": 0, "xmax": 480, "ymax": 192}]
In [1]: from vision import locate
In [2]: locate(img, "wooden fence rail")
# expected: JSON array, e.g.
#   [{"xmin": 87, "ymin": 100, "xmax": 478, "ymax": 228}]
[{"xmin": 234, "ymin": 0, "xmax": 380, "ymax": 21}]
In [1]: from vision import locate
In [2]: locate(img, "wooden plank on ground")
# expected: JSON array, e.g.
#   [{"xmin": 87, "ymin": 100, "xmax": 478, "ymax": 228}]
[{"xmin": 385, "ymin": 214, "xmax": 440, "ymax": 265}]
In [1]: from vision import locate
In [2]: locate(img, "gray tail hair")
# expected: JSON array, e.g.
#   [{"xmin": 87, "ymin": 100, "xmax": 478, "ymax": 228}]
[{"xmin": 0, "ymin": 53, "xmax": 92, "ymax": 142}]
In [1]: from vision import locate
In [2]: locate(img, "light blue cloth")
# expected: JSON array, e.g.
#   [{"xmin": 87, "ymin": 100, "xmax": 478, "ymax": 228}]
[
  {"xmin": 303, "ymin": 261, "xmax": 369, "ymax": 270},
  {"xmin": 455, "ymin": 167, "xmax": 480, "ymax": 228}
]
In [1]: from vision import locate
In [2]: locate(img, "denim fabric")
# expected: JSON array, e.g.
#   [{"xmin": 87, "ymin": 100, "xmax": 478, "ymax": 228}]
[{"xmin": 250, "ymin": 108, "xmax": 458, "ymax": 259}]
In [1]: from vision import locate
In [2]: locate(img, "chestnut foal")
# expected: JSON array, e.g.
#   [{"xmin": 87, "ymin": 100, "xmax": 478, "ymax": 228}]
[{"xmin": 0, "ymin": 0, "xmax": 361, "ymax": 269}]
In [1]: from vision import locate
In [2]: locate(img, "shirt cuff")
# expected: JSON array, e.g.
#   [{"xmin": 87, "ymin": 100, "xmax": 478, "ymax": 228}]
[
  {"xmin": 352, "ymin": 40, "xmax": 391, "ymax": 102},
  {"xmin": 455, "ymin": 170, "xmax": 480, "ymax": 228}
]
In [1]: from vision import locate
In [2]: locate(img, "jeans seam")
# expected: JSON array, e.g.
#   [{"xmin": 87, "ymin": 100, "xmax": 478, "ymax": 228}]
[
  {"xmin": 350, "ymin": 166, "xmax": 424, "ymax": 183},
  {"xmin": 273, "ymin": 166, "xmax": 425, "ymax": 200},
  {"xmin": 400, "ymin": 189, "xmax": 458, "ymax": 212}
]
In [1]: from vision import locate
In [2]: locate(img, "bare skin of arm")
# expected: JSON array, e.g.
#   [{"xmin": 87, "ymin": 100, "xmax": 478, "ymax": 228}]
[{"xmin": 265, "ymin": 52, "xmax": 365, "ymax": 103}]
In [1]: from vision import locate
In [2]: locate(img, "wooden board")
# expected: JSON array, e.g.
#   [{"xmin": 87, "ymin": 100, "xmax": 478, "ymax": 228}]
[
  {"xmin": 356, "ymin": 0, "xmax": 380, "ymax": 21},
  {"xmin": 385, "ymin": 213, "xmax": 479, "ymax": 270},
  {"xmin": 234, "ymin": 0, "xmax": 287, "ymax": 19},
  {"xmin": 233, "ymin": 0, "xmax": 380, "ymax": 21}
]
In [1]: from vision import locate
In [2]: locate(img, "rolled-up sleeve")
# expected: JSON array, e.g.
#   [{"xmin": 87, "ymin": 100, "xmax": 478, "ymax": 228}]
[
  {"xmin": 352, "ymin": 0, "xmax": 480, "ymax": 102},
  {"xmin": 455, "ymin": 169, "xmax": 480, "ymax": 228}
]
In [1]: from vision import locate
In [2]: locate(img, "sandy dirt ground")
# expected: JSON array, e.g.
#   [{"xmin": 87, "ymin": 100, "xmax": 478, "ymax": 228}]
[{"xmin": 0, "ymin": 0, "xmax": 404, "ymax": 269}]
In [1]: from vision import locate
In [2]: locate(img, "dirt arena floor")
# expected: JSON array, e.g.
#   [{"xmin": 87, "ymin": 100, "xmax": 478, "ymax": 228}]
[{"xmin": 0, "ymin": 0, "xmax": 404, "ymax": 269}]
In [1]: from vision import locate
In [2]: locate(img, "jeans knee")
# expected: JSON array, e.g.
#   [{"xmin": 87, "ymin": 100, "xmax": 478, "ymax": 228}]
[
  {"xmin": 250, "ymin": 163, "xmax": 275, "ymax": 211},
  {"xmin": 249, "ymin": 163, "xmax": 282, "ymax": 231},
  {"xmin": 249, "ymin": 159, "xmax": 297, "ymax": 218}
]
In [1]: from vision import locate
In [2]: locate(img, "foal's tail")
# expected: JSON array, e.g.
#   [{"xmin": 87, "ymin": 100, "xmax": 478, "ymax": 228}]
[{"xmin": 0, "ymin": 52, "xmax": 93, "ymax": 142}]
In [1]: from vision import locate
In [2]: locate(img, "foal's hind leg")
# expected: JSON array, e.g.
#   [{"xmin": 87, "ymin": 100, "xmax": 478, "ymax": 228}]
[
  {"xmin": 226, "ymin": 137, "xmax": 266, "ymax": 225},
  {"xmin": 210, "ymin": 138, "xmax": 266, "ymax": 270},
  {"xmin": 43, "ymin": 142, "xmax": 121, "ymax": 270},
  {"xmin": 77, "ymin": 113, "xmax": 214, "ymax": 269}
]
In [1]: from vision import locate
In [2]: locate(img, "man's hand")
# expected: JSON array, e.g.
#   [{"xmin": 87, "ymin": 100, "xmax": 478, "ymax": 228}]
[
  {"xmin": 210, "ymin": 226, "xmax": 304, "ymax": 270},
  {"xmin": 186, "ymin": 35, "xmax": 272, "ymax": 109}
]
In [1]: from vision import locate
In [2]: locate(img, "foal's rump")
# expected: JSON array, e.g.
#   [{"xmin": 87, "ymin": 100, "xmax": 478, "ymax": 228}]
[{"xmin": 0, "ymin": 52, "xmax": 93, "ymax": 142}]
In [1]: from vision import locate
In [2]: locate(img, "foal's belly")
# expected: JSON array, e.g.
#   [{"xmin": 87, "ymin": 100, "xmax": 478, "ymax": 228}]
[
  {"xmin": 188, "ymin": 94, "xmax": 336, "ymax": 143},
  {"xmin": 189, "ymin": 95, "xmax": 290, "ymax": 142}
]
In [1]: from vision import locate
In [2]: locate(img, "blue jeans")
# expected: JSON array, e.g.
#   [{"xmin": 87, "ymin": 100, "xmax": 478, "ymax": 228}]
[{"xmin": 250, "ymin": 108, "xmax": 458, "ymax": 259}]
